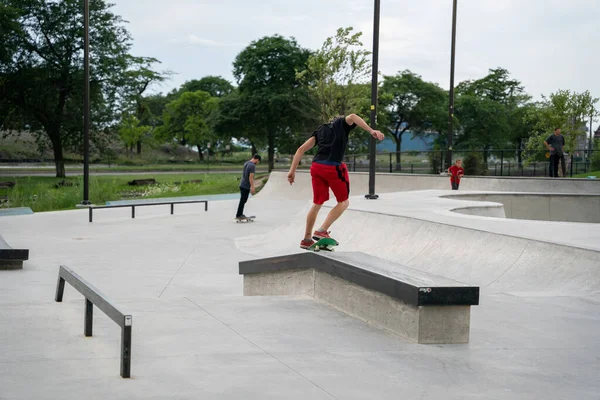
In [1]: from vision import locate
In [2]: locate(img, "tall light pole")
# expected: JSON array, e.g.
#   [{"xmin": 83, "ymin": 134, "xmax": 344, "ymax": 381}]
[
  {"xmin": 365, "ymin": 0, "xmax": 381, "ymax": 200},
  {"xmin": 589, "ymin": 115, "xmax": 594, "ymax": 164},
  {"xmin": 446, "ymin": 0, "xmax": 458, "ymax": 170},
  {"xmin": 82, "ymin": 0, "xmax": 91, "ymax": 205}
]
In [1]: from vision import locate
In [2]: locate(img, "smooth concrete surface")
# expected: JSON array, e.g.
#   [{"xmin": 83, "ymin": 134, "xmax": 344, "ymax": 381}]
[
  {"xmin": 1, "ymin": 172, "xmax": 599, "ymax": 399},
  {"xmin": 259, "ymin": 170, "xmax": 600, "ymax": 200},
  {"xmin": 0, "ymin": 207, "xmax": 34, "ymax": 217},
  {"xmin": 315, "ymin": 271, "xmax": 471, "ymax": 344},
  {"xmin": 446, "ymin": 192, "xmax": 600, "ymax": 223},
  {"xmin": 244, "ymin": 269, "xmax": 315, "ymax": 297},
  {"xmin": 244, "ymin": 269, "xmax": 472, "ymax": 344}
]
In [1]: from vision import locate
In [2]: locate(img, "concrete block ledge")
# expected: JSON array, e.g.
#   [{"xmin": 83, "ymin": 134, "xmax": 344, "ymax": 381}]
[
  {"xmin": 239, "ymin": 252, "xmax": 479, "ymax": 344},
  {"xmin": 0, "ymin": 234, "xmax": 29, "ymax": 270}
]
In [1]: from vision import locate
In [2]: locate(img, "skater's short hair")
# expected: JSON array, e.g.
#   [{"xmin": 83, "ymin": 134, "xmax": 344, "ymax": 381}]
[{"xmin": 253, "ymin": 154, "xmax": 262, "ymax": 161}]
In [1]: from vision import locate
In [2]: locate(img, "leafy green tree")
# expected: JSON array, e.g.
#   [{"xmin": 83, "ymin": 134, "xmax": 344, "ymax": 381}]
[
  {"xmin": 298, "ymin": 27, "xmax": 371, "ymax": 121},
  {"xmin": 116, "ymin": 57, "xmax": 168, "ymax": 155},
  {"xmin": 523, "ymin": 90, "xmax": 598, "ymax": 161},
  {"xmin": 211, "ymin": 89, "xmax": 263, "ymax": 155},
  {"xmin": 232, "ymin": 35, "xmax": 317, "ymax": 171},
  {"xmin": 455, "ymin": 68, "xmax": 530, "ymax": 163},
  {"xmin": 381, "ymin": 70, "xmax": 446, "ymax": 168},
  {"xmin": 0, "ymin": 0, "xmax": 162, "ymax": 177},
  {"xmin": 177, "ymin": 76, "xmax": 234, "ymax": 98},
  {"xmin": 118, "ymin": 114, "xmax": 150, "ymax": 156},
  {"xmin": 156, "ymin": 91, "xmax": 216, "ymax": 160},
  {"xmin": 0, "ymin": 4, "xmax": 21, "ymax": 66}
]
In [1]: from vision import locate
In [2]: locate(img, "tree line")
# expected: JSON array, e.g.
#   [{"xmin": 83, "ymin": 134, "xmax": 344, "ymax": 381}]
[{"xmin": 1, "ymin": 0, "xmax": 597, "ymax": 176}]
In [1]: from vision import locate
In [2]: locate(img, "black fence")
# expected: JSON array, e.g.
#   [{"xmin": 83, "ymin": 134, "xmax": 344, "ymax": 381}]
[{"xmin": 334, "ymin": 149, "xmax": 600, "ymax": 178}]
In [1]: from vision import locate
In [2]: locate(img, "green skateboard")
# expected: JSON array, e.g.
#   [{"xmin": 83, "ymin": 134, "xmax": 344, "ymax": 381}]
[{"xmin": 307, "ymin": 237, "xmax": 338, "ymax": 252}]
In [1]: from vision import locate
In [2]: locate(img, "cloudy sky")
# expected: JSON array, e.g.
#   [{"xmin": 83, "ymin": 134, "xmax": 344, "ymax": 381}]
[{"xmin": 111, "ymin": 0, "xmax": 599, "ymax": 106}]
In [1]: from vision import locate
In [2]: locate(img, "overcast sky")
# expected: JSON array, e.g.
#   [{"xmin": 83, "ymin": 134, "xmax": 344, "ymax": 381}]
[{"xmin": 111, "ymin": 0, "xmax": 599, "ymax": 108}]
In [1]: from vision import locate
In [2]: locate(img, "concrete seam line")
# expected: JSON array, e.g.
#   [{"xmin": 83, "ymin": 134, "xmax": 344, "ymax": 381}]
[
  {"xmin": 484, "ymin": 242, "xmax": 531, "ymax": 289},
  {"xmin": 183, "ymin": 297, "xmax": 339, "ymax": 400},
  {"xmin": 405, "ymin": 223, "xmax": 442, "ymax": 266},
  {"xmin": 157, "ymin": 238, "xmax": 202, "ymax": 298}
]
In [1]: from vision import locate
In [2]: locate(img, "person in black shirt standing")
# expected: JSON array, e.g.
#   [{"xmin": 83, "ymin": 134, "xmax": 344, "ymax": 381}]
[
  {"xmin": 236, "ymin": 154, "xmax": 261, "ymax": 219},
  {"xmin": 544, "ymin": 127, "xmax": 566, "ymax": 177},
  {"xmin": 287, "ymin": 114, "xmax": 384, "ymax": 249}
]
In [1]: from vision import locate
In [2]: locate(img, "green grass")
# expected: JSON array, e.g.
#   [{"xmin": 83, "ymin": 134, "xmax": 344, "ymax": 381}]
[
  {"xmin": 0, "ymin": 163, "xmax": 267, "ymax": 173},
  {"xmin": 0, "ymin": 173, "xmax": 251, "ymax": 212},
  {"xmin": 573, "ymin": 171, "xmax": 600, "ymax": 178}
]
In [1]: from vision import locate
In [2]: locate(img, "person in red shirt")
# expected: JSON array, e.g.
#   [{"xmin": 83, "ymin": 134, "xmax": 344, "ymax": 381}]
[{"xmin": 447, "ymin": 159, "xmax": 464, "ymax": 190}]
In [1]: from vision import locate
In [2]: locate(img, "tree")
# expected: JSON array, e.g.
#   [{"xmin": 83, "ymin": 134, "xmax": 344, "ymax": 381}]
[
  {"xmin": 0, "ymin": 0, "xmax": 162, "ymax": 177},
  {"xmin": 118, "ymin": 113, "xmax": 150, "ymax": 156},
  {"xmin": 523, "ymin": 90, "xmax": 599, "ymax": 161},
  {"xmin": 116, "ymin": 56, "xmax": 168, "ymax": 155},
  {"xmin": 381, "ymin": 70, "xmax": 446, "ymax": 168},
  {"xmin": 156, "ymin": 90, "xmax": 216, "ymax": 160},
  {"xmin": 455, "ymin": 68, "xmax": 530, "ymax": 163},
  {"xmin": 0, "ymin": 4, "xmax": 21, "ymax": 66},
  {"xmin": 298, "ymin": 27, "xmax": 371, "ymax": 122},
  {"xmin": 232, "ymin": 35, "xmax": 317, "ymax": 171},
  {"xmin": 177, "ymin": 76, "xmax": 234, "ymax": 98}
]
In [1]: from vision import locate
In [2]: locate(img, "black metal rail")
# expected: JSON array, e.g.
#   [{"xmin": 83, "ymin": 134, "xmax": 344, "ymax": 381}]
[
  {"xmin": 88, "ymin": 199, "xmax": 208, "ymax": 222},
  {"xmin": 55, "ymin": 265, "xmax": 132, "ymax": 378}
]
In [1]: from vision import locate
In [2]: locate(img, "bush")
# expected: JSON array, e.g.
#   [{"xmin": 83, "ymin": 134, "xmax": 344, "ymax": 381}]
[
  {"xmin": 463, "ymin": 152, "xmax": 486, "ymax": 175},
  {"xmin": 428, "ymin": 148, "xmax": 442, "ymax": 174}
]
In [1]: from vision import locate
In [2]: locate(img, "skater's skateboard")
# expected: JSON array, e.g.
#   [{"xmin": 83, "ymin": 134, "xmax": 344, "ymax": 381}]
[
  {"xmin": 307, "ymin": 237, "xmax": 338, "ymax": 252},
  {"xmin": 235, "ymin": 216, "xmax": 255, "ymax": 223}
]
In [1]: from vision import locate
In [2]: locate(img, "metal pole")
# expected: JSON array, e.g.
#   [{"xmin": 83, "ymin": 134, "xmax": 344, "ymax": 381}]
[
  {"xmin": 82, "ymin": 0, "xmax": 91, "ymax": 205},
  {"xmin": 85, "ymin": 299, "xmax": 93, "ymax": 337},
  {"xmin": 446, "ymin": 0, "xmax": 458, "ymax": 170},
  {"xmin": 365, "ymin": 0, "xmax": 380, "ymax": 200},
  {"xmin": 589, "ymin": 115, "xmax": 593, "ymax": 165}
]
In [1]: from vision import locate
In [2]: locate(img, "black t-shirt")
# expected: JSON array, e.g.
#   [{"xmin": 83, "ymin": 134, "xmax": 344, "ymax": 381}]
[
  {"xmin": 546, "ymin": 134, "xmax": 565, "ymax": 155},
  {"xmin": 311, "ymin": 117, "xmax": 357, "ymax": 164}
]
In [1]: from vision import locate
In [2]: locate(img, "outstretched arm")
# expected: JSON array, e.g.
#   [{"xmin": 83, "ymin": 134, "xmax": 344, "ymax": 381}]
[
  {"xmin": 287, "ymin": 137, "xmax": 316, "ymax": 185},
  {"xmin": 346, "ymin": 114, "xmax": 385, "ymax": 141}
]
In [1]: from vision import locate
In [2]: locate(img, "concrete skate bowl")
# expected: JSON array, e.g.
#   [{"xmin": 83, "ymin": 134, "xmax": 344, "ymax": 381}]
[
  {"xmin": 256, "ymin": 170, "xmax": 600, "ymax": 201},
  {"xmin": 236, "ymin": 202, "xmax": 600, "ymax": 298},
  {"xmin": 446, "ymin": 193, "xmax": 600, "ymax": 223}
]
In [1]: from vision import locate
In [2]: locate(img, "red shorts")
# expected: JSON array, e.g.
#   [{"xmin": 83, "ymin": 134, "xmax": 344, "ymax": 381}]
[{"xmin": 310, "ymin": 162, "xmax": 350, "ymax": 205}]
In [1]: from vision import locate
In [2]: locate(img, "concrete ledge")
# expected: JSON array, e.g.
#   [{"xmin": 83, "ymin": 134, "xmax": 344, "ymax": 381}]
[
  {"xmin": 240, "ymin": 252, "xmax": 479, "ymax": 344},
  {"xmin": 445, "ymin": 193, "xmax": 600, "ymax": 223},
  {"xmin": 0, "ymin": 234, "xmax": 29, "ymax": 270}
]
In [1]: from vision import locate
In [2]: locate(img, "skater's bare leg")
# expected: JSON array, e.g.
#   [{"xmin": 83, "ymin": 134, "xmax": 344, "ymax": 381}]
[
  {"xmin": 304, "ymin": 203, "xmax": 322, "ymax": 239},
  {"xmin": 318, "ymin": 200, "xmax": 349, "ymax": 232}
]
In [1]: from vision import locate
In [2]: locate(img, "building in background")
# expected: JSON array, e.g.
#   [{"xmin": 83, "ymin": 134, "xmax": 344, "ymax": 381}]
[{"xmin": 376, "ymin": 130, "xmax": 436, "ymax": 153}]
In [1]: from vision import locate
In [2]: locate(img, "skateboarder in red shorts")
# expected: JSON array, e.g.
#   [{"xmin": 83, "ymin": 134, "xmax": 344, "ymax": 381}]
[{"xmin": 287, "ymin": 114, "xmax": 384, "ymax": 249}]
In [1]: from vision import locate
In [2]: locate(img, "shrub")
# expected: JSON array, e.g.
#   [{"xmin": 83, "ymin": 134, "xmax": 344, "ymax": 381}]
[{"xmin": 463, "ymin": 152, "xmax": 486, "ymax": 175}]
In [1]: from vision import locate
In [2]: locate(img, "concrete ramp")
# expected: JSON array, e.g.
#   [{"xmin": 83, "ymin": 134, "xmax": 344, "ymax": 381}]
[
  {"xmin": 445, "ymin": 192, "xmax": 600, "ymax": 223},
  {"xmin": 257, "ymin": 170, "xmax": 600, "ymax": 200},
  {"xmin": 239, "ymin": 191, "xmax": 600, "ymax": 297}
]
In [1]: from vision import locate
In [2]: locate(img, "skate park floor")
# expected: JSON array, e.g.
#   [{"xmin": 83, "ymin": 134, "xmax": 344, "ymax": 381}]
[{"xmin": 1, "ymin": 171, "xmax": 599, "ymax": 400}]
